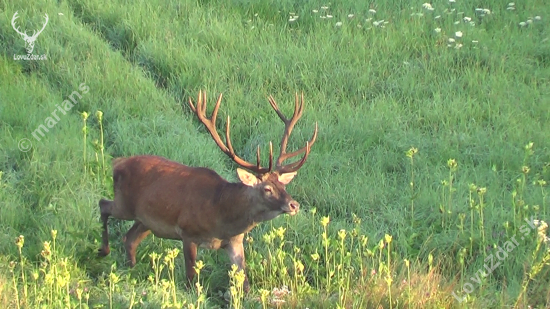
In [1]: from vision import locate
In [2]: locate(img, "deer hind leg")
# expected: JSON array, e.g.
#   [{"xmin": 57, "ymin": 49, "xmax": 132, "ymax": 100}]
[
  {"xmin": 98, "ymin": 195, "xmax": 136, "ymax": 257},
  {"xmin": 98, "ymin": 198, "xmax": 114, "ymax": 256},
  {"xmin": 123, "ymin": 221, "xmax": 150, "ymax": 267}
]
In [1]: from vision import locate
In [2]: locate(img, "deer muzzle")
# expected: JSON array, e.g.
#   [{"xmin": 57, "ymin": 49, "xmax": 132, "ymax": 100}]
[{"xmin": 283, "ymin": 200, "xmax": 300, "ymax": 215}]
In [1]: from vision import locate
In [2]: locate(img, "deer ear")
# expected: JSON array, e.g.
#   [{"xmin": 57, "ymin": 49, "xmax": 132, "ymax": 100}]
[
  {"xmin": 277, "ymin": 172, "xmax": 297, "ymax": 185},
  {"xmin": 237, "ymin": 168, "xmax": 260, "ymax": 187}
]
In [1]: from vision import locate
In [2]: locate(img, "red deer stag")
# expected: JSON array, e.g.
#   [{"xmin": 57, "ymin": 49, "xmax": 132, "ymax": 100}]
[{"xmin": 98, "ymin": 90, "xmax": 317, "ymax": 292}]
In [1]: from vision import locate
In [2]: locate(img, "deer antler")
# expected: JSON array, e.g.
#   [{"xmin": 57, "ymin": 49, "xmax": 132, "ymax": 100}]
[
  {"xmin": 268, "ymin": 93, "xmax": 318, "ymax": 174},
  {"xmin": 189, "ymin": 90, "xmax": 317, "ymax": 175},
  {"xmin": 189, "ymin": 90, "xmax": 273, "ymax": 174}
]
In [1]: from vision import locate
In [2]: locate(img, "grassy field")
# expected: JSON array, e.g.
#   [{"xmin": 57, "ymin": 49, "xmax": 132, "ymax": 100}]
[{"xmin": 1, "ymin": 0, "xmax": 550, "ymax": 307}]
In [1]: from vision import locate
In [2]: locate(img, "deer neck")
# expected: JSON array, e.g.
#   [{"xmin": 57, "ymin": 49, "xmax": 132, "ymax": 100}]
[{"xmin": 219, "ymin": 182, "xmax": 282, "ymax": 231}]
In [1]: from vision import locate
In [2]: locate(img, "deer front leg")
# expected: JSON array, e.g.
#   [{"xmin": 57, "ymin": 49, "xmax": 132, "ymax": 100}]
[
  {"xmin": 225, "ymin": 234, "xmax": 250, "ymax": 293},
  {"xmin": 183, "ymin": 240, "xmax": 198, "ymax": 288}
]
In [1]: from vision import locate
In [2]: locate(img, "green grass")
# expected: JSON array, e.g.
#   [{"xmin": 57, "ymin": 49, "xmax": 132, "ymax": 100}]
[{"xmin": 1, "ymin": 0, "xmax": 550, "ymax": 307}]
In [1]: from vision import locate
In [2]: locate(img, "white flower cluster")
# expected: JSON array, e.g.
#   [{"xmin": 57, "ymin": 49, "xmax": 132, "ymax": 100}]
[
  {"xmin": 311, "ymin": 6, "xmax": 388, "ymax": 29},
  {"xmin": 519, "ymin": 16, "xmax": 542, "ymax": 27},
  {"xmin": 533, "ymin": 220, "xmax": 550, "ymax": 248}
]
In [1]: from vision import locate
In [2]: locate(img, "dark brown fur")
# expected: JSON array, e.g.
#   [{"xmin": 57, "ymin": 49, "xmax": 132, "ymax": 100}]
[{"xmin": 98, "ymin": 155, "xmax": 300, "ymax": 292}]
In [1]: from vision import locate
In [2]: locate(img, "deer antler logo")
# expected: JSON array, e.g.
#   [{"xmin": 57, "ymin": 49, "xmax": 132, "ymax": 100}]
[{"xmin": 11, "ymin": 11, "xmax": 49, "ymax": 54}]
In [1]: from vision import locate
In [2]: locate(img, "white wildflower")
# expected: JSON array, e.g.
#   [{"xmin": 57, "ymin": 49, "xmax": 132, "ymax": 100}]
[
  {"xmin": 321, "ymin": 6, "xmax": 329, "ymax": 10},
  {"xmin": 288, "ymin": 15, "xmax": 299, "ymax": 22},
  {"xmin": 533, "ymin": 220, "xmax": 550, "ymax": 246},
  {"xmin": 463, "ymin": 16, "xmax": 472, "ymax": 22},
  {"xmin": 448, "ymin": 38, "xmax": 455, "ymax": 43},
  {"xmin": 372, "ymin": 19, "xmax": 387, "ymax": 27},
  {"xmin": 327, "ymin": 15, "xmax": 333, "ymax": 18},
  {"xmin": 534, "ymin": 16, "xmax": 542, "ymax": 21},
  {"xmin": 435, "ymin": 27, "xmax": 442, "ymax": 33},
  {"xmin": 369, "ymin": 9, "xmax": 377, "ymax": 14},
  {"xmin": 455, "ymin": 43, "xmax": 463, "ymax": 49},
  {"xmin": 435, "ymin": 15, "xmax": 441, "ymax": 19},
  {"xmin": 348, "ymin": 14, "xmax": 354, "ymax": 19},
  {"xmin": 449, "ymin": 0, "xmax": 456, "ymax": 2},
  {"xmin": 519, "ymin": 21, "xmax": 527, "ymax": 27},
  {"xmin": 526, "ymin": 19, "xmax": 533, "ymax": 24},
  {"xmin": 455, "ymin": 31, "xmax": 463, "ymax": 38},
  {"xmin": 475, "ymin": 8, "xmax": 491, "ymax": 15},
  {"xmin": 335, "ymin": 22, "xmax": 343, "ymax": 27},
  {"xmin": 312, "ymin": 9, "xmax": 319, "ymax": 13},
  {"xmin": 472, "ymin": 40, "xmax": 478, "ymax": 43},
  {"xmin": 470, "ymin": 21, "xmax": 476, "ymax": 26},
  {"xmin": 422, "ymin": 3, "xmax": 434, "ymax": 10}
]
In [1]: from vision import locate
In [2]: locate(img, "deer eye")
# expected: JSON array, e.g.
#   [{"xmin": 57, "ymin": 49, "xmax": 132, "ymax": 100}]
[{"xmin": 264, "ymin": 186, "xmax": 273, "ymax": 194}]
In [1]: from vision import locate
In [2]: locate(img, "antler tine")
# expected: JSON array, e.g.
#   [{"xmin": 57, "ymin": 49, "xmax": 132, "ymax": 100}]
[
  {"xmin": 256, "ymin": 145, "xmax": 261, "ymax": 170},
  {"xmin": 269, "ymin": 92, "xmax": 315, "ymax": 169},
  {"xmin": 277, "ymin": 141, "xmax": 311, "ymax": 174},
  {"xmin": 225, "ymin": 116, "xmax": 235, "ymax": 154},
  {"xmin": 268, "ymin": 95, "xmax": 288, "ymax": 122},
  {"xmin": 277, "ymin": 122, "xmax": 317, "ymax": 173},
  {"xmin": 278, "ymin": 93, "xmax": 304, "ymax": 161},
  {"xmin": 279, "ymin": 121, "xmax": 318, "ymax": 160},
  {"xmin": 268, "ymin": 142, "xmax": 273, "ymax": 172},
  {"xmin": 255, "ymin": 142, "xmax": 273, "ymax": 171},
  {"xmin": 211, "ymin": 92, "xmax": 223, "ymax": 125},
  {"xmin": 190, "ymin": 90, "xmax": 272, "ymax": 174},
  {"xmin": 188, "ymin": 97, "xmax": 196, "ymax": 113}
]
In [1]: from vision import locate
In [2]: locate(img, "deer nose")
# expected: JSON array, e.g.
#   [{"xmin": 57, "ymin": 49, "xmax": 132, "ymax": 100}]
[{"xmin": 289, "ymin": 201, "xmax": 300, "ymax": 211}]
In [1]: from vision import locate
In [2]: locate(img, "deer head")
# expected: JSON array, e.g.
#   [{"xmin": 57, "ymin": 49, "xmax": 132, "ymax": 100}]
[
  {"xmin": 11, "ymin": 11, "xmax": 49, "ymax": 54},
  {"xmin": 189, "ymin": 90, "xmax": 318, "ymax": 218}
]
